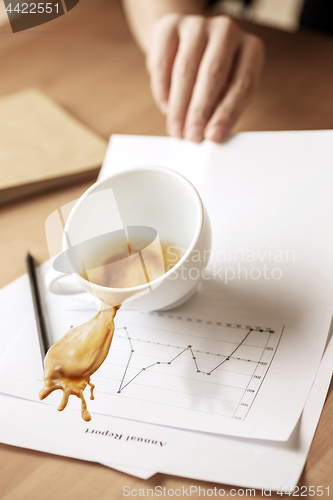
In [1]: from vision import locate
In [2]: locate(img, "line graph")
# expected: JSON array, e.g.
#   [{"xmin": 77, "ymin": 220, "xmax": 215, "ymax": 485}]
[
  {"xmin": 96, "ymin": 312, "xmax": 282, "ymax": 422},
  {"xmin": 117, "ymin": 327, "xmax": 255, "ymax": 393}
]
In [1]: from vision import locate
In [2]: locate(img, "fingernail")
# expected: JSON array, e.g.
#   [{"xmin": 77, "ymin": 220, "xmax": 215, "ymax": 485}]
[
  {"xmin": 168, "ymin": 121, "xmax": 183, "ymax": 138},
  {"xmin": 185, "ymin": 126, "xmax": 204, "ymax": 143},
  {"xmin": 205, "ymin": 125, "xmax": 226, "ymax": 143}
]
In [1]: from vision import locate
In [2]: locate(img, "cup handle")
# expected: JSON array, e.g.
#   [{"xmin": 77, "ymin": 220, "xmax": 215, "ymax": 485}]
[{"xmin": 45, "ymin": 267, "xmax": 86, "ymax": 295}]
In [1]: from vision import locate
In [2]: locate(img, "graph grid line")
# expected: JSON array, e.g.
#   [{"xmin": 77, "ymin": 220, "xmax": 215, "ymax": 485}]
[{"xmin": 99, "ymin": 314, "xmax": 283, "ymax": 421}]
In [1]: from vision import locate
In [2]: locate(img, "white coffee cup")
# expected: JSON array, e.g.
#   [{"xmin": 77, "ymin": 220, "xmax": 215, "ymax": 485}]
[{"xmin": 45, "ymin": 166, "xmax": 211, "ymax": 312}]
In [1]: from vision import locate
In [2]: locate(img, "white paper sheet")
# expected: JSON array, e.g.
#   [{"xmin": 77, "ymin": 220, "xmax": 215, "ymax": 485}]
[
  {"xmin": 1, "ymin": 131, "xmax": 333, "ymax": 443},
  {"xmin": 1, "ymin": 131, "xmax": 333, "ymax": 488},
  {"xmin": 0, "ymin": 333, "xmax": 331, "ymax": 490},
  {"xmin": 0, "ymin": 258, "xmax": 322, "ymax": 442},
  {"xmin": 99, "ymin": 132, "xmax": 333, "ymax": 439}
]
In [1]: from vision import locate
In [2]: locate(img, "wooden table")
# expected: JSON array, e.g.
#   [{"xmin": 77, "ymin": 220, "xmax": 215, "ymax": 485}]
[{"xmin": 0, "ymin": 1, "xmax": 332, "ymax": 497}]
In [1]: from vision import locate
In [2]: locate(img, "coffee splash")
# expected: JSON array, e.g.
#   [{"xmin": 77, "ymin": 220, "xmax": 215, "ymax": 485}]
[
  {"xmin": 39, "ymin": 304, "xmax": 118, "ymax": 421},
  {"xmin": 39, "ymin": 241, "xmax": 182, "ymax": 421}
]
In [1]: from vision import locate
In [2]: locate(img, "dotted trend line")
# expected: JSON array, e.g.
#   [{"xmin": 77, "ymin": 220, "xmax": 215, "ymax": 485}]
[
  {"xmin": 148, "ymin": 312, "xmax": 274, "ymax": 333},
  {"xmin": 117, "ymin": 328, "xmax": 253, "ymax": 393}
]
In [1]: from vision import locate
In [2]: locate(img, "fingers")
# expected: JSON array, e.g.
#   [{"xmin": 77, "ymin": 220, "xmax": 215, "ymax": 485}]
[
  {"xmin": 205, "ymin": 34, "xmax": 265, "ymax": 142},
  {"xmin": 148, "ymin": 14, "xmax": 180, "ymax": 114},
  {"xmin": 183, "ymin": 17, "xmax": 242, "ymax": 143},
  {"xmin": 166, "ymin": 16, "xmax": 207, "ymax": 138},
  {"xmin": 147, "ymin": 14, "xmax": 265, "ymax": 143}
]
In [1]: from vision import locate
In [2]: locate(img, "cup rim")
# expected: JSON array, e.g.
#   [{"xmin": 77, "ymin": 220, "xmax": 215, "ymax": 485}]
[{"xmin": 64, "ymin": 165, "xmax": 204, "ymax": 293}]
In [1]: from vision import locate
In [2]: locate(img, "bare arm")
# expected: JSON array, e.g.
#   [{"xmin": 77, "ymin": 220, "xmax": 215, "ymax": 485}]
[{"xmin": 122, "ymin": 0, "xmax": 265, "ymax": 143}]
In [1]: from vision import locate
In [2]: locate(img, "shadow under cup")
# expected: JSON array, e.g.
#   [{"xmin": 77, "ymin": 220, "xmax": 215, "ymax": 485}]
[{"xmin": 60, "ymin": 166, "xmax": 210, "ymax": 311}]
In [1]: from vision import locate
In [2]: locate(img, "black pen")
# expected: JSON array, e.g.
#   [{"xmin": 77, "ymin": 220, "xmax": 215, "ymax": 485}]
[{"xmin": 26, "ymin": 252, "xmax": 50, "ymax": 362}]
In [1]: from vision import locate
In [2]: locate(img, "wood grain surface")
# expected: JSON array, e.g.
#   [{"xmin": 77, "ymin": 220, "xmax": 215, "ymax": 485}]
[{"xmin": 0, "ymin": 0, "xmax": 332, "ymax": 497}]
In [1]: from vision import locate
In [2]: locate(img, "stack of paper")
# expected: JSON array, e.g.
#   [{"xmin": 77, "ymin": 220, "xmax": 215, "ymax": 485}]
[{"xmin": 0, "ymin": 131, "xmax": 332, "ymax": 489}]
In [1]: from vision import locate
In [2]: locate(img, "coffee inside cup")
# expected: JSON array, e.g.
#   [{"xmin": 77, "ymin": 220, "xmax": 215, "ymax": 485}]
[{"xmin": 81, "ymin": 239, "xmax": 183, "ymax": 289}]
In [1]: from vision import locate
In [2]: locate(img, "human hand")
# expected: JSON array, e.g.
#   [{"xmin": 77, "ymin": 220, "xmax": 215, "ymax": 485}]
[{"xmin": 147, "ymin": 14, "xmax": 265, "ymax": 143}]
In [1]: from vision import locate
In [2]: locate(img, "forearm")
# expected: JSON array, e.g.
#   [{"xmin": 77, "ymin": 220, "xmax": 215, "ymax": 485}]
[{"xmin": 122, "ymin": 0, "xmax": 207, "ymax": 52}]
